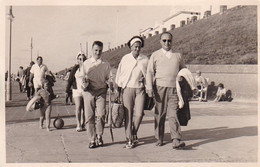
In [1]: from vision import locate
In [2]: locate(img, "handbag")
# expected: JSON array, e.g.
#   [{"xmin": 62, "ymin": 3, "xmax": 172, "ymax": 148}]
[{"xmin": 144, "ymin": 93, "xmax": 154, "ymax": 110}]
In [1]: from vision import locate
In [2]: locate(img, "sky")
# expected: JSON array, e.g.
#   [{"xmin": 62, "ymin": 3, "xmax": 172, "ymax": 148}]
[{"xmin": 3, "ymin": 4, "xmax": 240, "ymax": 73}]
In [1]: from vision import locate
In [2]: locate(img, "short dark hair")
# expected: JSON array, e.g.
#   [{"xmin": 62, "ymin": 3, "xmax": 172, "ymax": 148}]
[
  {"xmin": 30, "ymin": 61, "xmax": 35, "ymax": 66},
  {"xmin": 77, "ymin": 54, "xmax": 87, "ymax": 61},
  {"xmin": 92, "ymin": 41, "xmax": 103, "ymax": 48},
  {"xmin": 127, "ymin": 36, "xmax": 144, "ymax": 48},
  {"xmin": 37, "ymin": 56, "xmax": 43, "ymax": 60},
  {"xmin": 218, "ymin": 83, "xmax": 224, "ymax": 88},
  {"xmin": 160, "ymin": 32, "xmax": 173, "ymax": 39}
]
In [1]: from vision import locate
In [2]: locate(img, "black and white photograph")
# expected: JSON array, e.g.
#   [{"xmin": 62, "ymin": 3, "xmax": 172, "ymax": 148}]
[{"xmin": 1, "ymin": 0, "xmax": 259, "ymax": 166}]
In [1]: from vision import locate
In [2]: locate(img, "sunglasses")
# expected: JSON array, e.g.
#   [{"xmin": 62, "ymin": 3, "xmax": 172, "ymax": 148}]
[
  {"xmin": 78, "ymin": 58, "xmax": 84, "ymax": 61},
  {"xmin": 162, "ymin": 39, "xmax": 172, "ymax": 43}
]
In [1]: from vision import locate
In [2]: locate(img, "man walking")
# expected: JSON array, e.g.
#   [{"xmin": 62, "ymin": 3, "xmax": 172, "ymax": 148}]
[
  {"xmin": 24, "ymin": 61, "xmax": 35, "ymax": 100},
  {"xmin": 146, "ymin": 32, "xmax": 186, "ymax": 149},
  {"xmin": 29, "ymin": 56, "xmax": 49, "ymax": 92},
  {"xmin": 82, "ymin": 41, "xmax": 111, "ymax": 148},
  {"xmin": 17, "ymin": 66, "xmax": 24, "ymax": 92}
]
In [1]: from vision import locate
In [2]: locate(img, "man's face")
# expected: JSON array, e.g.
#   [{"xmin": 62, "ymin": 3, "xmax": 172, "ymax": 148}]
[
  {"xmin": 92, "ymin": 44, "xmax": 103, "ymax": 59},
  {"xmin": 37, "ymin": 58, "xmax": 43, "ymax": 65},
  {"xmin": 160, "ymin": 33, "xmax": 172, "ymax": 51}
]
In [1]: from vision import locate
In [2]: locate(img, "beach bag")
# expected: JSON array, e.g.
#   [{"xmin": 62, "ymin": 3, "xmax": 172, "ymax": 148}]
[
  {"xmin": 26, "ymin": 95, "xmax": 44, "ymax": 112},
  {"xmin": 111, "ymin": 101, "xmax": 125, "ymax": 128}
]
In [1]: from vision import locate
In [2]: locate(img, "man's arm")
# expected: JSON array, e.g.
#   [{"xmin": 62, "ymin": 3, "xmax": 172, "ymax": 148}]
[{"xmin": 146, "ymin": 54, "xmax": 155, "ymax": 97}]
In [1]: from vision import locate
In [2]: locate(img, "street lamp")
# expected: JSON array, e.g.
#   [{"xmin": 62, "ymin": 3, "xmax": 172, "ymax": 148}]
[
  {"xmin": 31, "ymin": 37, "xmax": 33, "ymax": 61},
  {"xmin": 6, "ymin": 6, "xmax": 14, "ymax": 101}
]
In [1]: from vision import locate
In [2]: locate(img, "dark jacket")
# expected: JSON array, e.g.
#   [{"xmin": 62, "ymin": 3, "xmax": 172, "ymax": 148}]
[
  {"xmin": 24, "ymin": 67, "xmax": 31, "ymax": 81},
  {"xmin": 65, "ymin": 64, "xmax": 79, "ymax": 93},
  {"xmin": 177, "ymin": 77, "xmax": 193, "ymax": 126}
]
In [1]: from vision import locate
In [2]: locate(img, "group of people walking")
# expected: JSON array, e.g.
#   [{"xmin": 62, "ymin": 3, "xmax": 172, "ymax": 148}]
[
  {"xmin": 63, "ymin": 32, "xmax": 193, "ymax": 149},
  {"xmin": 27, "ymin": 32, "xmax": 195, "ymax": 149}
]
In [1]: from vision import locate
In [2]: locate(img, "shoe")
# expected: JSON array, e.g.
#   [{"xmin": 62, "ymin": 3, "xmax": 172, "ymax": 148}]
[
  {"xmin": 89, "ymin": 141, "xmax": 96, "ymax": 149},
  {"xmin": 125, "ymin": 141, "xmax": 133, "ymax": 149},
  {"xmin": 155, "ymin": 140, "xmax": 163, "ymax": 146},
  {"xmin": 96, "ymin": 136, "xmax": 103, "ymax": 146},
  {"xmin": 81, "ymin": 126, "xmax": 86, "ymax": 131},
  {"xmin": 76, "ymin": 127, "xmax": 82, "ymax": 132},
  {"xmin": 133, "ymin": 135, "xmax": 139, "ymax": 145},
  {"xmin": 172, "ymin": 139, "xmax": 185, "ymax": 149}
]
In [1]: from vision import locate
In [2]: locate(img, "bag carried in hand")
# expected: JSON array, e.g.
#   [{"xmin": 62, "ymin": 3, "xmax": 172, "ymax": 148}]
[
  {"xmin": 144, "ymin": 93, "xmax": 155, "ymax": 110},
  {"xmin": 111, "ymin": 100, "xmax": 125, "ymax": 128}
]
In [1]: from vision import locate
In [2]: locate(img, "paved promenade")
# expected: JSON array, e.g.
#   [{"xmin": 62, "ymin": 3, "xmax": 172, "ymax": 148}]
[{"xmin": 4, "ymin": 80, "xmax": 258, "ymax": 164}]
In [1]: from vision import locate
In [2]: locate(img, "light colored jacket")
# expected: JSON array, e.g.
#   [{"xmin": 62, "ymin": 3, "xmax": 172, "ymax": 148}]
[
  {"xmin": 176, "ymin": 68, "xmax": 196, "ymax": 108},
  {"xmin": 115, "ymin": 52, "xmax": 148, "ymax": 89}
]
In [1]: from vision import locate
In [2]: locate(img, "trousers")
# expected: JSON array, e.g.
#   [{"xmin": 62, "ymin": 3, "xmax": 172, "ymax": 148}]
[
  {"xmin": 154, "ymin": 85, "xmax": 182, "ymax": 141},
  {"xmin": 82, "ymin": 88, "xmax": 107, "ymax": 142},
  {"xmin": 122, "ymin": 87, "xmax": 145, "ymax": 140}
]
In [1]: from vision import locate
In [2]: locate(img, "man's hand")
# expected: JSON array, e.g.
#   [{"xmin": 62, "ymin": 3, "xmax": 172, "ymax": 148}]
[
  {"xmin": 65, "ymin": 92, "xmax": 68, "ymax": 98},
  {"xmin": 146, "ymin": 89, "xmax": 154, "ymax": 98}
]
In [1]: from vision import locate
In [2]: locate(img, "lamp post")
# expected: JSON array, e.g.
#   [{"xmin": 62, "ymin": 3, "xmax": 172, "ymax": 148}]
[
  {"xmin": 30, "ymin": 37, "xmax": 33, "ymax": 61},
  {"xmin": 6, "ymin": 6, "xmax": 14, "ymax": 101}
]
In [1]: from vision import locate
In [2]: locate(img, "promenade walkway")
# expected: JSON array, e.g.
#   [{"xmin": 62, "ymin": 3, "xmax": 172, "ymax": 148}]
[{"xmin": 4, "ymin": 79, "xmax": 258, "ymax": 164}]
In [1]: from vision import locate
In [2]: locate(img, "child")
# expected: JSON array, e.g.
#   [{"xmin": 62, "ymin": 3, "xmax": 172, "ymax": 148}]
[
  {"xmin": 214, "ymin": 83, "xmax": 227, "ymax": 102},
  {"xmin": 26, "ymin": 79, "xmax": 52, "ymax": 131}
]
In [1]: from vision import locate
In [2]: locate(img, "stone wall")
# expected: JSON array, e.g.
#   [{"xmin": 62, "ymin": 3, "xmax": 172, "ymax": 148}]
[{"xmin": 186, "ymin": 65, "xmax": 258, "ymax": 101}]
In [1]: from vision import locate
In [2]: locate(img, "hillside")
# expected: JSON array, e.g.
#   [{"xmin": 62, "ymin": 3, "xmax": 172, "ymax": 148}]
[{"xmin": 102, "ymin": 6, "xmax": 257, "ymax": 68}]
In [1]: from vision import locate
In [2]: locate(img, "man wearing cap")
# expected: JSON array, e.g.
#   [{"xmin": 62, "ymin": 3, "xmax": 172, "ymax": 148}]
[
  {"xmin": 146, "ymin": 32, "xmax": 186, "ymax": 149},
  {"xmin": 29, "ymin": 56, "xmax": 49, "ymax": 92},
  {"xmin": 115, "ymin": 36, "xmax": 148, "ymax": 148},
  {"xmin": 82, "ymin": 41, "xmax": 111, "ymax": 148}
]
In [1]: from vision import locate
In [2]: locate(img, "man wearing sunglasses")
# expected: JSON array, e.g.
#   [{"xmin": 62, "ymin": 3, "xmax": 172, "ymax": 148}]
[{"xmin": 146, "ymin": 32, "xmax": 186, "ymax": 149}]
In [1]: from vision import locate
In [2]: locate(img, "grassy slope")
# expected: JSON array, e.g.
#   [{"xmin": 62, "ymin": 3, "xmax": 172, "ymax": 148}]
[{"xmin": 102, "ymin": 6, "xmax": 257, "ymax": 68}]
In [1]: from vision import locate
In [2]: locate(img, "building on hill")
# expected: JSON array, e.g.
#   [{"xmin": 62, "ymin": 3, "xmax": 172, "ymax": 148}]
[
  {"xmin": 162, "ymin": 11, "xmax": 201, "ymax": 29},
  {"xmin": 139, "ymin": 5, "xmax": 239, "ymax": 38},
  {"xmin": 140, "ymin": 11, "xmax": 201, "ymax": 38}
]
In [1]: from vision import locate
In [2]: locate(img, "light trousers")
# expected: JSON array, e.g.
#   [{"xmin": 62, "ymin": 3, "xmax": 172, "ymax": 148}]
[
  {"xmin": 154, "ymin": 85, "xmax": 182, "ymax": 141},
  {"xmin": 82, "ymin": 88, "xmax": 107, "ymax": 142},
  {"xmin": 122, "ymin": 87, "xmax": 145, "ymax": 141}
]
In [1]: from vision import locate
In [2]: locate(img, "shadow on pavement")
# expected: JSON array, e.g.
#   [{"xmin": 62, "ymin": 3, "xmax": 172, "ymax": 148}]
[
  {"xmin": 131, "ymin": 126, "xmax": 257, "ymax": 149},
  {"xmin": 183, "ymin": 126, "xmax": 257, "ymax": 148}
]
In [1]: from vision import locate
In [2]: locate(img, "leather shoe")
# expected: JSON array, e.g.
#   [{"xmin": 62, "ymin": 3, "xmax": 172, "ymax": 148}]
[
  {"xmin": 172, "ymin": 139, "xmax": 185, "ymax": 149},
  {"xmin": 155, "ymin": 140, "xmax": 163, "ymax": 146},
  {"xmin": 96, "ymin": 136, "xmax": 103, "ymax": 147},
  {"xmin": 89, "ymin": 142, "xmax": 96, "ymax": 149}
]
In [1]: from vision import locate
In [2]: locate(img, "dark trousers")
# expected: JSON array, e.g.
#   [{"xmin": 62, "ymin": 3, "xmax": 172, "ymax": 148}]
[
  {"xmin": 18, "ymin": 82, "xmax": 23, "ymax": 92},
  {"xmin": 66, "ymin": 91, "xmax": 73, "ymax": 103},
  {"xmin": 26, "ymin": 79, "xmax": 35, "ymax": 97}
]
